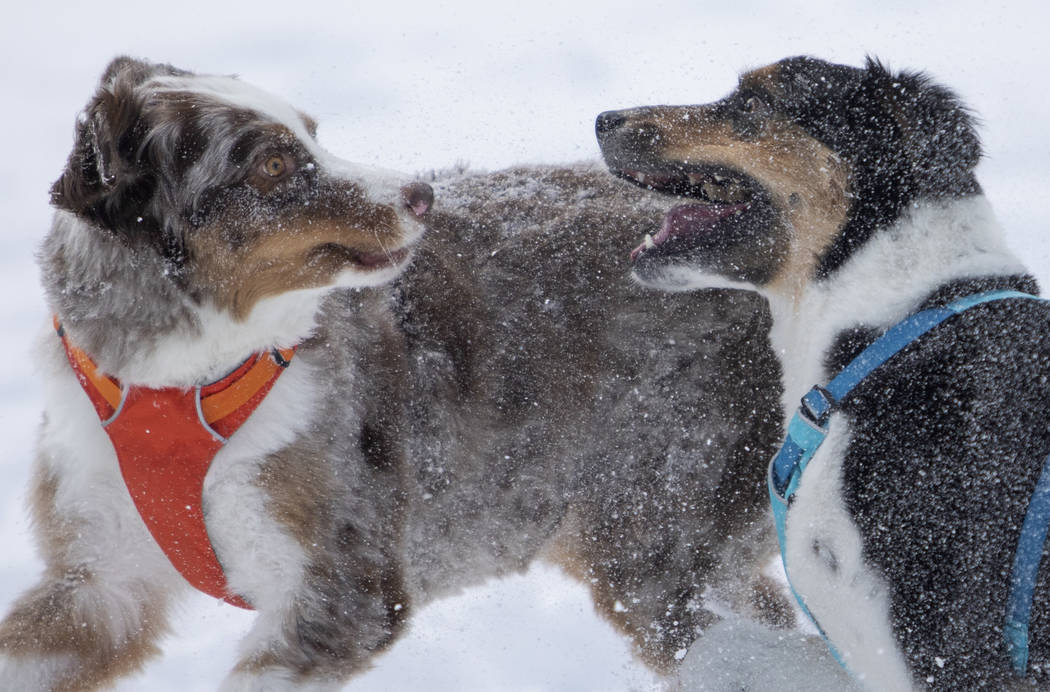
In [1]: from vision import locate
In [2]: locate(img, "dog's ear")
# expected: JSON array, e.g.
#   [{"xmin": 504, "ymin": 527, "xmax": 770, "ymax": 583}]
[
  {"xmin": 858, "ymin": 58, "xmax": 981, "ymax": 197},
  {"xmin": 50, "ymin": 57, "xmax": 167, "ymax": 221},
  {"xmin": 811, "ymin": 57, "xmax": 983, "ymax": 278}
]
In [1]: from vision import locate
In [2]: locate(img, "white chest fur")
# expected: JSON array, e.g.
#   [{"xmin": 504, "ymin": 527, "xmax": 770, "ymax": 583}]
[
  {"xmin": 765, "ymin": 196, "xmax": 1027, "ymax": 690},
  {"xmin": 203, "ymin": 354, "xmax": 321, "ymax": 612},
  {"xmin": 765, "ymin": 195, "xmax": 1025, "ymax": 423},
  {"xmin": 784, "ymin": 420, "xmax": 913, "ymax": 689},
  {"xmin": 36, "ymin": 311, "xmax": 323, "ymax": 613}
]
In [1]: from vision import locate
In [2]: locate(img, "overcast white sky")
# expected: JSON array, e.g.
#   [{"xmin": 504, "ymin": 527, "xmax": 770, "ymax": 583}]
[{"xmin": 1, "ymin": 1, "xmax": 1048, "ymax": 689}]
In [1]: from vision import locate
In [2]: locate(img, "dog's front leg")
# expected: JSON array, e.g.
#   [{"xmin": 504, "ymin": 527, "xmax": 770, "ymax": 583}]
[
  {"xmin": 0, "ymin": 439, "xmax": 185, "ymax": 691},
  {"xmin": 215, "ymin": 447, "xmax": 411, "ymax": 691},
  {"xmin": 218, "ymin": 542, "xmax": 410, "ymax": 691}
]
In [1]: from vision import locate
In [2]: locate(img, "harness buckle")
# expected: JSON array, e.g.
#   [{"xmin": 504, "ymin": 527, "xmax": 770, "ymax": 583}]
[{"xmin": 799, "ymin": 385, "xmax": 835, "ymax": 427}]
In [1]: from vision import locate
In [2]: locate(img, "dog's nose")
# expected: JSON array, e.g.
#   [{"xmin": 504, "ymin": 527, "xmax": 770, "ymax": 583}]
[
  {"xmin": 401, "ymin": 182, "xmax": 434, "ymax": 218},
  {"xmin": 595, "ymin": 110, "xmax": 627, "ymax": 139}
]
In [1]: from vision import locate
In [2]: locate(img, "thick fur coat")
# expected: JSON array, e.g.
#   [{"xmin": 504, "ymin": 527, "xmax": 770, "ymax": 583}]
[
  {"xmin": 0, "ymin": 58, "xmax": 783, "ymax": 690},
  {"xmin": 598, "ymin": 55, "xmax": 1050, "ymax": 690}
]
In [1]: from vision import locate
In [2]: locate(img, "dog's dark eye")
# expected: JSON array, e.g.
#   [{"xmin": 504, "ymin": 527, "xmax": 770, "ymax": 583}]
[
  {"xmin": 261, "ymin": 154, "xmax": 289, "ymax": 178},
  {"xmin": 740, "ymin": 95, "xmax": 768, "ymax": 115}
]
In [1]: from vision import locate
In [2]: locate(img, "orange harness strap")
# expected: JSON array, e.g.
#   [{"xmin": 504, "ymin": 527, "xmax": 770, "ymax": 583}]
[{"xmin": 56, "ymin": 320, "xmax": 295, "ymax": 609}]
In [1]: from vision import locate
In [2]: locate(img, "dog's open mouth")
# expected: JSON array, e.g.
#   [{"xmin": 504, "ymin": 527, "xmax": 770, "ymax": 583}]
[
  {"xmin": 612, "ymin": 166, "xmax": 761, "ymax": 262},
  {"xmin": 354, "ymin": 246, "xmax": 412, "ymax": 269},
  {"xmin": 313, "ymin": 243, "xmax": 413, "ymax": 271}
]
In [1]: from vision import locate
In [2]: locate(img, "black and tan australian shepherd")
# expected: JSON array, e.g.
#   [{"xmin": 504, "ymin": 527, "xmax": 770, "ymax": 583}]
[
  {"xmin": 599, "ymin": 56, "xmax": 1050, "ymax": 689},
  {"xmin": 0, "ymin": 57, "xmax": 786, "ymax": 689}
]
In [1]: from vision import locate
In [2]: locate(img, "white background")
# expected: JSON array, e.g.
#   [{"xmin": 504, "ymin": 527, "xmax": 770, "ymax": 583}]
[{"xmin": 1, "ymin": 2, "xmax": 1048, "ymax": 690}]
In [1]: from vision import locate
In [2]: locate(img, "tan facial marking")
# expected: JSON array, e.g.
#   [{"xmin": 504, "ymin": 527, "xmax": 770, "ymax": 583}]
[
  {"xmin": 655, "ymin": 113, "xmax": 852, "ymax": 300},
  {"xmin": 739, "ymin": 64, "xmax": 788, "ymax": 100},
  {"xmin": 189, "ymin": 188, "xmax": 405, "ymax": 319},
  {"xmin": 767, "ymin": 148, "xmax": 851, "ymax": 302}
]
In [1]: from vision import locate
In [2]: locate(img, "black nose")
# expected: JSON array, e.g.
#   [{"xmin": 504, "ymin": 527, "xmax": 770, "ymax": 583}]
[{"xmin": 595, "ymin": 110, "xmax": 626, "ymax": 139}]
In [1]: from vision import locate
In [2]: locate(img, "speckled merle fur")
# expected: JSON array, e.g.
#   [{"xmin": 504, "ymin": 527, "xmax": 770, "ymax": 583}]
[
  {"xmin": 395, "ymin": 166, "xmax": 787, "ymax": 669},
  {"xmin": 0, "ymin": 57, "xmax": 787, "ymax": 690}
]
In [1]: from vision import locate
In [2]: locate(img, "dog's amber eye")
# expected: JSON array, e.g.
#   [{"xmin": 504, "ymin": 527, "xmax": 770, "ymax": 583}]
[{"xmin": 261, "ymin": 155, "xmax": 288, "ymax": 178}]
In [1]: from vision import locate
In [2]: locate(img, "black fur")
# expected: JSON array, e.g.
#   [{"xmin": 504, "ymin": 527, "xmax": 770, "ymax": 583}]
[
  {"xmin": 597, "ymin": 55, "xmax": 1047, "ymax": 689},
  {"xmin": 50, "ymin": 59, "xmax": 187, "ymax": 263},
  {"xmin": 770, "ymin": 57, "xmax": 983, "ymax": 278},
  {"xmin": 826, "ymin": 275, "xmax": 1050, "ymax": 689}
]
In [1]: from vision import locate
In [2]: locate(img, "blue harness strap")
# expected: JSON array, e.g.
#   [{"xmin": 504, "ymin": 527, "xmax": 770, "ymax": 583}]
[
  {"xmin": 767, "ymin": 289, "xmax": 1049, "ymax": 676},
  {"xmin": 1006, "ymin": 457, "xmax": 1050, "ymax": 672}
]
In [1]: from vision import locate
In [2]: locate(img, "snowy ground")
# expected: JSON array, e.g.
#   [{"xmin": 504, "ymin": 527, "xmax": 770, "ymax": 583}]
[{"xmin": 1, "ymin": 2, "xmax": 1048, "ymax": 690}]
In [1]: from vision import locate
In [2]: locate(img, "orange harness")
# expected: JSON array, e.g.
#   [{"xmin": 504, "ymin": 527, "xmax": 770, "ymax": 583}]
[{"xmin": 56, "ymin": 321, "xmax": 295, "ymax": 609}]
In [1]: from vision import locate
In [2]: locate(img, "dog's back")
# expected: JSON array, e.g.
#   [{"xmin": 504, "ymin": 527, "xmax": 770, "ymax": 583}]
[
  {"xmin": 824, "ymin": 277, "xmax": 1050, "ymax": 688},
  {"xmin": 394, "ymin": 164, "xmax": 784, "ymax": 667},
  {"xmin": 0, "ymin": 56, "xmax": 786, "ymax": 688}
]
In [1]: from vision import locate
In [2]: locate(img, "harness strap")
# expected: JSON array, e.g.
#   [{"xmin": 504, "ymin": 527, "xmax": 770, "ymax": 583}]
[
  {"xmin": 55, "ymin": 322, "xmax": 123, "ymax": 420},
  {"xmin": 1006, "ymin": 455, "xmax": 1050, "ymax": 672},
  {"xmin": 56, "ymin": 320, "xmax": 295, "ymax": 608},
  {"xmin": 767, "ymin": 289, "xmax": 1047, "ymax": 676}
]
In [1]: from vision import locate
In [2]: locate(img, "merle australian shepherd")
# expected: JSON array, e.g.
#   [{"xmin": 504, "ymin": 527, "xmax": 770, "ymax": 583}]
[
  {"xmin": 0, "ymin": 57, "xmax": 785, "ymax": 690},
  {"xmin": 598, "ymin": 56, "xmax": 1050, "ymax": 690}
]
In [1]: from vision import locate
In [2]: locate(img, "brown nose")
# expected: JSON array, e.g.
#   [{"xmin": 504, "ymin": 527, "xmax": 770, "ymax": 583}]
[{"xmin": 401, "ymin": 182, "xmax": 434, "ymax": 218}]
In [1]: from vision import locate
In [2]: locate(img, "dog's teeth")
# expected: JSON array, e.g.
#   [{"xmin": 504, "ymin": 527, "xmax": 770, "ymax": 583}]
[
  {"xmin": 688, "ymin": 173, "xmax": 703, "ymax": 184},
  {"xmin": 714, "ymin": 174, "xmax": 726, "ymax": 183},
  {"xmin": 703, "ymin": 182, "xmax": 720, "ymax": 200},
  {"xmin": 635, "ymin": 172, "xmax": 649, "ymax": 184},
  {"xmin": 644, "ymin": 233, "xmax": 656, "ymax": 249}
]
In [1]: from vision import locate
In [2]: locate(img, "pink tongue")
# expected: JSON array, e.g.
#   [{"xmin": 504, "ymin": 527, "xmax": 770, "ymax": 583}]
[{"xmin": 630, "ymin": 202, "xmax": 747, "ymax": 261}]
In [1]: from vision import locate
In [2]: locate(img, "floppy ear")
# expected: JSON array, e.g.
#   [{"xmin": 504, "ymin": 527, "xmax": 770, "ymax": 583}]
[
  {"xmin": 859, "ymin": 57, "xmax": 981, "ymax": 197},
  {"xmin": 812, "ymin": 58, "xmax": 982, "ymax": 279},
  {"xmin": 49, "ymin": 57, "xmax": 162, "ymax": 218}
]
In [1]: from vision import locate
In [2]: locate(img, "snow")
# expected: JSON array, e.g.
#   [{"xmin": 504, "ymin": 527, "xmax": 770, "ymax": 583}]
[{"xmin": 1, "ymin": 1, "xmax": 1048, "ymax": 689}]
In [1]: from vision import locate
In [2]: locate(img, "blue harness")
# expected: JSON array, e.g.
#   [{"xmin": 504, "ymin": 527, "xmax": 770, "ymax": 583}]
[{"xmin": 767, "ymin": 289, "xmax": 1050, "ymax": 676}]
